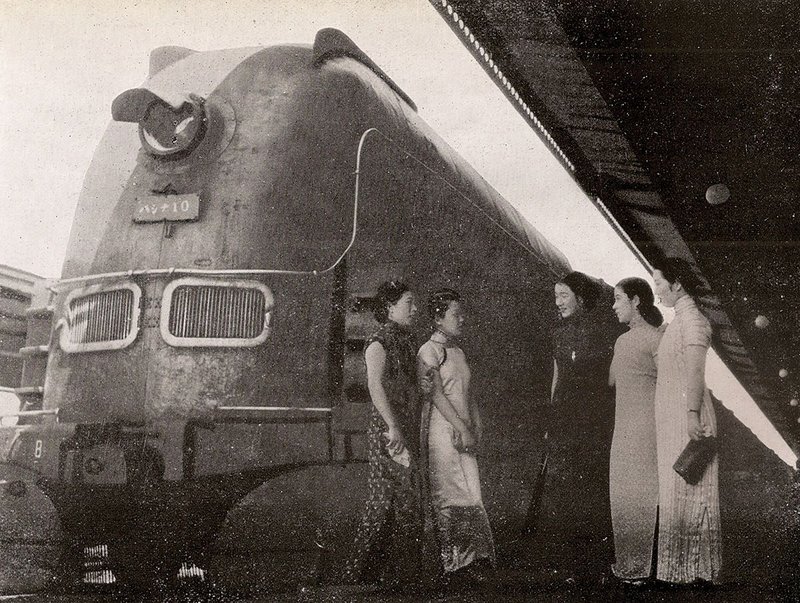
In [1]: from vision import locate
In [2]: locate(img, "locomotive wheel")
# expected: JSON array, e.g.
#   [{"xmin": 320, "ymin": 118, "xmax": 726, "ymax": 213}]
[
  {"xmin": 0, "ymin": 464, "xmax": 65, "ymax": 594},
  {"xmin": 209, "ymin": 463, "xmax": 369, "ymax": 593},
  {"xmin": 110, "ymin": 539, "xmax": 182, "ymax": 592}
]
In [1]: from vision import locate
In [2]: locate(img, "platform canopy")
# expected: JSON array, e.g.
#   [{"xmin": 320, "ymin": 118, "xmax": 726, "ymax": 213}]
[{"xmin": 430, "ymin": 0, "xmax": 800, "ymax": 457}]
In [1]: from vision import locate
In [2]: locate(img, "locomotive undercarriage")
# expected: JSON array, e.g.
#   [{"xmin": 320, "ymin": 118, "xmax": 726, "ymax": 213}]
[{"xmin": 0, "ymin": 408, "xmax": 366, "ymax": 594}]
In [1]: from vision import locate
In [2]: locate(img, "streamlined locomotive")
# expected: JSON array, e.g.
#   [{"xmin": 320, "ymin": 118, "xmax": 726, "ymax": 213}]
[{"xmin": 0, "ymin": 29, "xmax": 571, "ymax": 591}]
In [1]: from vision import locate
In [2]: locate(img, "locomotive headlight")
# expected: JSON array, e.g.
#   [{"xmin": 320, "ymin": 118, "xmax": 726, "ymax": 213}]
[
  {"xmin": 139, "ymin": 94, "xmax": 207, "ymax": 158},
  {"xmin": 111, "ymin": 88, "xmax": 208, "ymax": 159}
]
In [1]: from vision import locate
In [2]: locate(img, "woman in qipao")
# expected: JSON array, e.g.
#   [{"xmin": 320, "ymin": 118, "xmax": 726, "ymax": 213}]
[
  {"xmin": 545, "ymin": 271, "xmax": 621, "ymax": 582},
  {"xmin": 345, "ymin": 280, "xmax": 425, "ymax": 589},
  {"xmin": 608, "ymin": 277, "xmax": 663, "ymax": 584},
  {"xmin": 417, "ymin": 288, "xmax": 495, "ymax": 581},
  {"xmin": 652, "ymin": 258, "xmax": 721, "ymax": 585}
]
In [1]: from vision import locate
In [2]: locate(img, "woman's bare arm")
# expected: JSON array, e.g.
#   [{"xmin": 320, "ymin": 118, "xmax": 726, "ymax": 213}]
[
  {"xmin": 685, "ymin": 344, "xmax": 709, "ymax": 440},
  {"xmin": 430, "ymin": 370, "xmax": 474, "ymax": 441},
  {"xmin": 365, "ymin": 341, "xmax": 405, "ymax": 453},
  {"xmin": 551, "ymin": 359, "xmax": 559, "ymax": 402}
]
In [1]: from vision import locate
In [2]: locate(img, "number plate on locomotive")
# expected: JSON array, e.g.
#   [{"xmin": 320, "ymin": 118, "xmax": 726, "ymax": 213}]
[{"xmin": 133, "ymin": 193, "xmax": 200, "ymax": 222}]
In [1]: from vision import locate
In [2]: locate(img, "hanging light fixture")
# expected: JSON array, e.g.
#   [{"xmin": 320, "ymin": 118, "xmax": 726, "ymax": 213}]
[
  {"xmin": 705, "ymin": 183, "xmax": 730, "ymax": 205},
  {"xmin": 754, "ymin": 315, "xmax": 770, "ymax": 329}
]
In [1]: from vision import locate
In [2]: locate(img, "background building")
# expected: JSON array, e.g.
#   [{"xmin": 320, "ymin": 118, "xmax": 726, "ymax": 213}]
[{"xmin": 0, "ymin": 264, "xmax": 43, "ymax": 387}]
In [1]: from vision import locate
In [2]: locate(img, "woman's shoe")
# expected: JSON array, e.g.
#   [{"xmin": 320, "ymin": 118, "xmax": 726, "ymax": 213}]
[
  {"xmin": 464, "ymin": 558, "xmax": 495, "ymax": 584},
  {"xmin": 439, "ymin": 570, "xmax": 469, "ymax": 594}
]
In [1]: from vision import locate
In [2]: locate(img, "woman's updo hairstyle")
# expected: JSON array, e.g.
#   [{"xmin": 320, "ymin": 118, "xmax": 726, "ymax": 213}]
[
  {"xmin": 374, "ymin": 280, "xmax": 410, "ymax": 323},
  {"xmin": 428, "ymin": 288, "xmax": 460, "ymax": 321},
  {"xmin": 558, "ymin": 271, "xmax": 600, "ymax": 311},
  {"xmin": 616, "ymin": 277, "xmax": 663, "ymax": 327},
  {"xmin": 653, "ymin": 257, "xmax": 706, "ymax": 298}
]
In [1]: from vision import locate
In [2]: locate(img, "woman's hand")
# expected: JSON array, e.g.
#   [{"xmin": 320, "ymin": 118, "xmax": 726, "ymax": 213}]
[
  {"xmin": 474, "ymin": 422, "xmax": 483, "ymax": 445},
  {"xmin": 418, "ymin": 366, "xmax": 435, "ymax": 395},
  {"xmin": 687, "ymin": 412, "xmax": 707, "ymax": 441},
  {"xmin": 385, "ymin": 425, "xmax": 407, "ymax": 455},
  {"xmin": 459, "ymin": 426, "xmax": 478, "ymax": 450}
]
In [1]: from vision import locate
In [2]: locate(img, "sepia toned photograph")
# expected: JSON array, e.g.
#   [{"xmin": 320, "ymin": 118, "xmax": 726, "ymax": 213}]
[{"xmin": 1, "ymin": 1, "xmax": 798, "ymax": 601}]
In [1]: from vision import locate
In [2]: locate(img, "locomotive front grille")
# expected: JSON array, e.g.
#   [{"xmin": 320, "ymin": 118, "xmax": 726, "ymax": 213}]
[
  {"xmin": 160, "ymin": 278, "xmax": 273, "ymax": 347},
  {"xmin": 169, "ymin": 286, "xmax": 265, "ymax": 338},
  {"xmin": 68, "ymin": 289, "xmax": 133, "ymax": 343},
  {"xmin": 60, "ymin": 283, "xmax": 141, "ymax": 353}
]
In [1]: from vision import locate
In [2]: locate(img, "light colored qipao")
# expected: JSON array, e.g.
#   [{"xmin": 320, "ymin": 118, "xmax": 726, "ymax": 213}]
[
  {"xmin": 418, "ymin": 332, "xmax": 495, "ymax": 573},
  {"xmin": 655, "ymin": 296, "xmax": 721, "ymax": 584},
  {"xmin": 609, "ymin": 321, "xmax": 662, "ymax": 579}
]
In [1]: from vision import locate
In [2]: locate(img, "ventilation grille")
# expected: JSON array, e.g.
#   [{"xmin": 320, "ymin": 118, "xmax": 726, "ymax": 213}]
[
  {"xmin": 66, "ymin": 289, "xmax": 135, "ymax": 345},
  {"xmin": 167, "ymin": 285, "xmax": 267, "ymax": 340},
  {"xmin": 83, "ymin": 544, "xmax": 115, "ymax": 585}
]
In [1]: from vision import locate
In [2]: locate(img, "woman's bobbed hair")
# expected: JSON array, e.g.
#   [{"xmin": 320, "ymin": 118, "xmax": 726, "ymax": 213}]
[
  {"xmin": 373, "ymin": 280, "xmax": 410, "ymax": 323},
  {"xmin": 428, "ymin": 288, "xmax": 460, "ymax": 320},
  {"xmin": 653, "ymin": 257, "xmax": 706, "ymax": 298},
  {"xmin": 616, "ymin": 277, "xmax": 663, "ymax": 327},
  {"xmin": 557, "ymin": 271, "xmax": 601, "ymax": 311}
]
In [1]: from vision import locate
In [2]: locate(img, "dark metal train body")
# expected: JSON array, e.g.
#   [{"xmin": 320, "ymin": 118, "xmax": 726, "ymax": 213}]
[{"xmin": 0, "ymin": 29, "xmax": 572, "ymax": 591}]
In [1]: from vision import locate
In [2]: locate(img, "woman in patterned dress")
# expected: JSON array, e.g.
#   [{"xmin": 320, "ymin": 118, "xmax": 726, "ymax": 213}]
[
  {"xmin": 417, "ymin": 289, "xmax": 495, "ymax": 581},
  {"xmin": 608, "ymin": 277, "xmax": 663, "ymax": 584},
  {"xmin": 652, "ymin": 258, "xmax": 722, "ymax": 585},
  {"xmin": 344, "ymin": 280, "xmax": 425, "ymax": 589}
]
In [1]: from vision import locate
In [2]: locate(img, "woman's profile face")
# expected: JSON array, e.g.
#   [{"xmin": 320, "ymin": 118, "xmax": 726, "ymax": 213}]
[
  {"xmin": 554, "ymin": 283, "xmax": 581, "ymax": 318},
  {"xmin": 653, "ymin": 270, "xmax": 679, "ymax": 308},
  {"xmin": 387, "ymin": 291, "xmax": 417, "ymax": 327},
  {"xmin": 436, "ymin": 300, "xmax": 465, "ymax": 338},
  {"xmin": 612, "ymin": 287, "xmax": 636, "ymax": 324}
]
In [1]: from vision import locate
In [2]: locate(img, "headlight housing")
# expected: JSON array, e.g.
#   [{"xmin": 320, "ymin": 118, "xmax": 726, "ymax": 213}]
[{"xmin": 138, "ymin": 94, "xmax": 207, "ymax": 158}]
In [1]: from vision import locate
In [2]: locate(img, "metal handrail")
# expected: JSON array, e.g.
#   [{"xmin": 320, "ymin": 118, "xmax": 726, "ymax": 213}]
[
  {"xmin": 11, "ymin": 386, "xmax": 43, "ymax": 395},
  {"xmin": 215, "ymin": 406, "xmax": 332, "ymax": 413},
  {"xmin": 0, "ymin": 408, "xmax": 59, "ymax": 418}
]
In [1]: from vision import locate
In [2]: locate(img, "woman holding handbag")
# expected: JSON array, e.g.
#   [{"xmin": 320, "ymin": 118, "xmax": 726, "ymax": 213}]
[
  {"xmin": 417, "ymin": 288, "xmax": 495, "ymax": 581},
  {"xmin": 652, "ymin": 258, "xmax": 721, "ymax": 585}
]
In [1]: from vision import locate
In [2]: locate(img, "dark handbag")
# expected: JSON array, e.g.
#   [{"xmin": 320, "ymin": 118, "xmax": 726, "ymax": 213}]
[{"xmin": 673, "ymin": 436, "xmax": 717, "ymax": 485}]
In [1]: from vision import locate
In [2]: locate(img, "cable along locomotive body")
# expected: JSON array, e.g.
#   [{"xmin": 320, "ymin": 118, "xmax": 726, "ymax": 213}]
[{"xmin": 0, "ymin": 29, "xmax": 570, "ymax": 591}]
